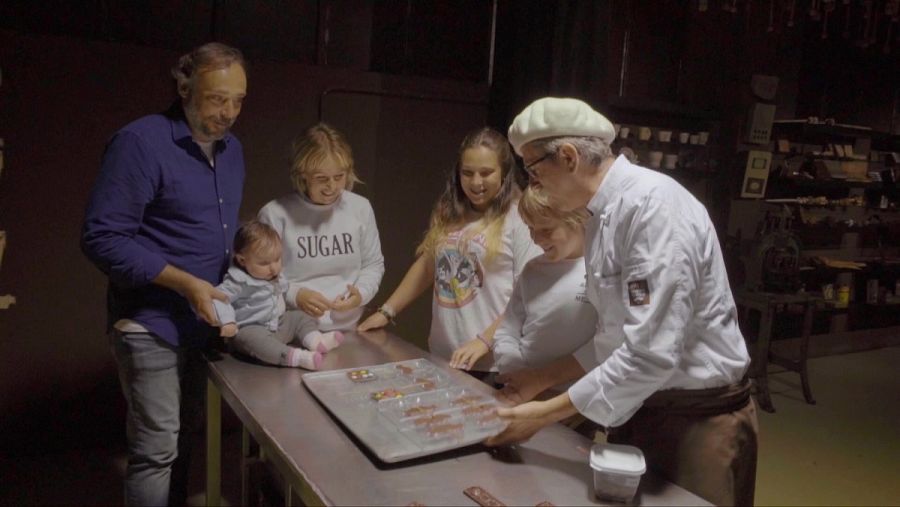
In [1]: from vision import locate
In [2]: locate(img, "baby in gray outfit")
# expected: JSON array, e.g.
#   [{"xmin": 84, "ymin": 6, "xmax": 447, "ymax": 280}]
[{"xmin": 212, "ymin": 220, "xmax": 343, "ymax": 369}]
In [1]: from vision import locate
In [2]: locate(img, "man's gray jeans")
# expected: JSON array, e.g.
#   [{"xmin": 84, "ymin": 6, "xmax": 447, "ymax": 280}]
[{"xmin": 110, "ymin": 330, "xmax": 205, "ymax": 506}]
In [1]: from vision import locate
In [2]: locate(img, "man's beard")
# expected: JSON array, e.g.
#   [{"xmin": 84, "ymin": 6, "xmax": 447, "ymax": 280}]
[{"xmin": 184, "ymin": 102, "xmax": 229, "ymax": 141}]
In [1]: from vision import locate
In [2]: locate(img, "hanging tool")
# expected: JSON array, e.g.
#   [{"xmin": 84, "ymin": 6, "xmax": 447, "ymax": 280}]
[
  {"xmin": 870, "ymin": 0, "xmax": 883, "ymax": 45},
  {"xmin": 843, "ymin": 0, "xmax": 853, "ymax": 38},
  {"xmin": 859, "ymin": 0, "xmax": 874, "ymax": 47},
  {"xmin": 746, "ymin": 0, "xmax": 754, "ymax": 31},
  {"xmin": 822, "ymin": 0, "xmax": 836, "ymax": 38},
  {"xmin": 768, "ymin": 0, "xmax": 776, "ymax": 31},
  {"xmin": 884, "ymin": 1, "xmax": 899, "ymax": 52}
]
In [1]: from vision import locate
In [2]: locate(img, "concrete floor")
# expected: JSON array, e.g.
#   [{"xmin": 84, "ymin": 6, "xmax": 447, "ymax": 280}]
[
  {"xmin": 2, "ymin": 346, "xmax": 899, "ymax": 506},
  {"xmin": 754, "ymin": 346, "xmax": 900, "ymax": 506}
]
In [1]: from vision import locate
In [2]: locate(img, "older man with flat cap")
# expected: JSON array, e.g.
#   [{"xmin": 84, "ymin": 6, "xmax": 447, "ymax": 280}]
[{"xmin": 486, "ymin": 97, "xmax": 758, "ymax": 506}]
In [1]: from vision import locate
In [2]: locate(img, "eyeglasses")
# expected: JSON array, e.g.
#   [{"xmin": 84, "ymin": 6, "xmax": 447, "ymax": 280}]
[{"xmin": 523, "ymin": 152, "xmax": 556, "ymax": 179}]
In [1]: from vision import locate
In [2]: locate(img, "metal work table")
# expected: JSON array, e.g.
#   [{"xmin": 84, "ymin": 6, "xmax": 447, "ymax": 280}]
[{"xmin": 205, "ymin": 330, "xmax": 710, "ymax": 506}]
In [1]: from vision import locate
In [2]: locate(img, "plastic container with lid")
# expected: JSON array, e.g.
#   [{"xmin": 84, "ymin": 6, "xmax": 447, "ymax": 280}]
[{"xmin": 589, "ymin": 443, "xmax": 646, "ymax": 503}]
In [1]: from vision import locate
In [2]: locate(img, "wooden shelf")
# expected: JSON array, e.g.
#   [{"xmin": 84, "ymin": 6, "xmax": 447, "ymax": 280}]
[
  {"xmin": 606, "ymin": 95, "xmax": 720, "ymax": 121},
  {"xmin": 667, "ymin": 168, "xmax": 717, "ymax": 180},
  {"xmin": 763, "ymin": 178, "xmax": 891, "ymax": 204},
  {"xmin": 772, "ymin": 122, "xmax": 900, "ymax": 152}
]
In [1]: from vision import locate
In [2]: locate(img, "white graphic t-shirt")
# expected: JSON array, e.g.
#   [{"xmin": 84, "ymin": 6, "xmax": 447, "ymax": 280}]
[{"xmin": 428, "ymin": 206, "xmax": 541, "ymax": 370}]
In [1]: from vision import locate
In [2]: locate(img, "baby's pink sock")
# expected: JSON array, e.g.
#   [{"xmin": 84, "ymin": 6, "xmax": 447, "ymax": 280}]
[
  {"xmin": 287, "ymin": 347, "xmax": 323, "ymax": 370},
  {"xmin": 302, "ymin": 330, "xmax": 345, "ymax": 353}
]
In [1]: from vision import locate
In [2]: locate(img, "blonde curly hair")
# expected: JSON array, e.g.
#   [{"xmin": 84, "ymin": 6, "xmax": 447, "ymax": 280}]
[
  {"xmin": 518, "ymin": 185, "xmax": 588, "ymax": 230},
  {"xmin": 290, "ymin": 123, "xmax": 362, "ymax": 195}
]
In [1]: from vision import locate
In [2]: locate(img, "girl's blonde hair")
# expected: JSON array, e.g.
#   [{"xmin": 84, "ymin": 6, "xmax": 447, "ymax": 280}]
[
  {"xmin": 290, "ymin": 123, "xmax": 362, "ymax": 195},
  {"xmin": 416, "ymin": 127, "xmax": 521, "ymax": 263},
  {"xmin": 518, "ymin": 186, "xmax": 588, "ymax": 230}
]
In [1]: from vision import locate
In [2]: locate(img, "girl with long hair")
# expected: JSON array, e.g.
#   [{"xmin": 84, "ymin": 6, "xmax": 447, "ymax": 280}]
[{"xmin": 358, "ymin": 127, "xmax": 540, "ymax": 374}]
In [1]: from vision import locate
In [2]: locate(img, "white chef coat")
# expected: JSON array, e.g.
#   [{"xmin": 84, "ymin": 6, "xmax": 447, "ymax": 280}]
[{"xmin": 567, "ymin": 155, "xmax": 750, "ymax": 428}]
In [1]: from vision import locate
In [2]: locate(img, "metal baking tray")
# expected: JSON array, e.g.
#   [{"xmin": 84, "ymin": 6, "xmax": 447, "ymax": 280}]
[{"xmin": 302, "ymin": 358, "xmax": 506, "ymax": 463}]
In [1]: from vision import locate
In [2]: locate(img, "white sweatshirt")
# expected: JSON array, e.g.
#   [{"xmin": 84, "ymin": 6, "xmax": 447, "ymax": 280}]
[
  {"xmin": 258, "ymin": 191, "xmax": 385, "ymax": 331},
  {"xmin": 492, "ymin": 256, "xmax": 599, "ymax": 379},
  {"xmin": 429, "ymin": 206, "xmax": 542, "ymax": 370}
]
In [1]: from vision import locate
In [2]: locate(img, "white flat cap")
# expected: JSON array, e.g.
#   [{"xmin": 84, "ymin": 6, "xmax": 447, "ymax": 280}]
[{"xmin": 507, "ymin": 97, "xmax": 615, "ymax": 156}]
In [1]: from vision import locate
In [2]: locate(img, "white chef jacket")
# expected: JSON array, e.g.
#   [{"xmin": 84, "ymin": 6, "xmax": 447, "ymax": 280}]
[{"xmin": 567, "ymin": 155, "xmax": 750, "ymax": 428}]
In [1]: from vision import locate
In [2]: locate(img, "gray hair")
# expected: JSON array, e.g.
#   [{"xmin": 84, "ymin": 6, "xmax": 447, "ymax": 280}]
[
  {"xmin": 530, "ymin": 136, "xmax": 613, "ymax": 167},
  {"xmin": 171, "ymin": 42, "xmax": 246, "ymax": 93}
]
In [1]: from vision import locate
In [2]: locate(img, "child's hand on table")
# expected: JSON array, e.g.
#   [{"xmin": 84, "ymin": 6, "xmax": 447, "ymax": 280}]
[
  {"xmin": 357, "ymin": 311, "xmax": 388, "ymax": 331},
  {"xmin": 449, "ymin": 338, "xmax": 490, "ymax": 370}
]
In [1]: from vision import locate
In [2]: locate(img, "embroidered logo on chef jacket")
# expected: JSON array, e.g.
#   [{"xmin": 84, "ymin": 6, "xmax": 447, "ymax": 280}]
[
  {"xmin": 627, "ymin": 279, "xmax": 650, "ymax": 306},
  {"xmin": 575, "ymin": 273, "xmax": 590, "ymax": 303}
]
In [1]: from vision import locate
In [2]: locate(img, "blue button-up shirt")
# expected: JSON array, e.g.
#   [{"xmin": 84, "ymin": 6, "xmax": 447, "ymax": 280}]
[{"xmin": 82, "ymin": 104, "xmax": 244, "ymax": 347}]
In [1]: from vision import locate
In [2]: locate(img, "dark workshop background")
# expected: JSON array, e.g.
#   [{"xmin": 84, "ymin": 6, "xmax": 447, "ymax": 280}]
[{"xmin": 1, "ymin": 0, "xmax": 898, "ymax": 456}]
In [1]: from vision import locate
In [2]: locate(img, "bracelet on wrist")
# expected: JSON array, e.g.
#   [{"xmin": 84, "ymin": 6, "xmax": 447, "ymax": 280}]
[
  {"xmin": 377, "ymin": 305, "xmax": 396, "ymax": 325},
  {"xmin": 475, "ymin": 333, "xmax": 493, "ymax": 351}
]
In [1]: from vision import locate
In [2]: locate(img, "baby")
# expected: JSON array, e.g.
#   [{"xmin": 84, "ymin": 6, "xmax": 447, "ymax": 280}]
[{"xmin": 213, "ymin": 220, "xmax": 344, "ymax": 369}]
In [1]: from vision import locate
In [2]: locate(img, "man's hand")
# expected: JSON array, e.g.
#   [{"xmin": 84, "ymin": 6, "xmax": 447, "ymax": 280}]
[
  {"xmin": 182, "ymin": 277, "xmax": 229, "ymax": 326},
  {"xmin": 484, "ymin": 393, "xmax": 579, "ymax": 447},
  {"xmin": 296, "ymin": 289, "xmax": 332, "ymax": 317},
  {"xmin": 496, "ymin": 368, "xmax": 550, "ymax": 405},
  {"xmin": 153, "ymin": 265, "xmax": 227, "ymax": 326},
  {"xmin": 449, "ymin": 338, "xmax": 489, "ymax": 370},
  {"xmin": 331, "ymin": 285, "xmax": 362, "ymax": 312},
  {"xmin": 484, "ymin": 401, "xmax": 555, "ymax": 446},
  {"xmin": 220, "ymin": 323, "xmax": 238, "ymax": 338}
]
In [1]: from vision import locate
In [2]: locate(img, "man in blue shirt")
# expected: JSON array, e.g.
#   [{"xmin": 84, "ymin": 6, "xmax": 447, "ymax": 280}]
[{"xmin": 82, "ymin": 42, "xmax": 247, "ymax": 506}]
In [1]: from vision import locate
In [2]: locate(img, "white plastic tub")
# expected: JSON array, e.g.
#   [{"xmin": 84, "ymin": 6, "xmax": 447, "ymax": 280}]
[{"xmin": 589, "ymin": 443, "xmax": 646, "ymax": 503}]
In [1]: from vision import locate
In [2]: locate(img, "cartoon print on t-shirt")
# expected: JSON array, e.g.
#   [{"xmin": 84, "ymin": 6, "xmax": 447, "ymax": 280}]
[{"xmin": 435, "ymin": 248, "xmax": 484, "ymax": 308}]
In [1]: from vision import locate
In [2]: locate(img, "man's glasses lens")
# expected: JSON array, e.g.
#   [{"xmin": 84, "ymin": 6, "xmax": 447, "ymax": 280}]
[{"xmin": 524, "ymin": 153, "xmax": 554, "ymax": 178}]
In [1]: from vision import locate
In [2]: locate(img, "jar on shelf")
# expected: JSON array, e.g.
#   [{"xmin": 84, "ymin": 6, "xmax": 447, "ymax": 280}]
[{"xmin": 836, "ymin": 285, "xmax": 850, "ymax": 308}]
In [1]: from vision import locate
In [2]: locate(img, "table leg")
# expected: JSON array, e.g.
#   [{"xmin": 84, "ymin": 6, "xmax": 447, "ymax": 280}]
[
  {"xmin": 755, "ymin": 304, "xmax": 776, "ymax": 413},
  {"xmin": 740, "ymin": 305, "xmax": 751, "ymax": 334},
  {"xmin": 206, "ymin": 378, "xmax": 222, "ymax": 506},
  {"xmin": 799, "ymin": 301, "xmax": 817, "ymax": 405},
  {"xmin": 242, "ymin": 427, "xmax": 251, "ymax": 506}
]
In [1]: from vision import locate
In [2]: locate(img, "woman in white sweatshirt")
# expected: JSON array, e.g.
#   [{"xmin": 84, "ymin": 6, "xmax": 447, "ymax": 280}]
[{"xmin": 259, "ymin": 123, "xmax": 385, "ymax": 337}]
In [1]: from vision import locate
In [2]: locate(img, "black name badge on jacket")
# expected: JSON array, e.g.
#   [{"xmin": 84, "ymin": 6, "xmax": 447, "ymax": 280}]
[{"xmin": 627, "ymin": 279, "xmax": 650, "ymax": 306}]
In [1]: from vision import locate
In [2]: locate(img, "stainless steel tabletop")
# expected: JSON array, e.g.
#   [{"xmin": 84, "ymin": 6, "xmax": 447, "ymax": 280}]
[{"xmin": 207, "ymin": 329, "xmax": 710, "ymax": 506}]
